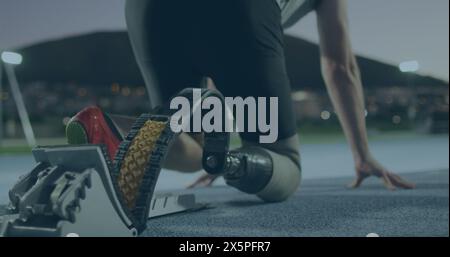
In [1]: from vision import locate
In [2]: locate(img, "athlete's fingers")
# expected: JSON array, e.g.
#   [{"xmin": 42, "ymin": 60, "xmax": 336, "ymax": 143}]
[
  {"xmin": 380, "ymin": 171, "xmax": 396, "ymax": 191},
  {"xmin": 388, "ymin": 172, "xmax": 416, "ymax": 189},
  {"xmin": 187, "ymin": 178, "xmax": 209, "ymax": 189},
  {"xmin": 187, "ymin": 174, "xmax": 218, "ymax": 189}
]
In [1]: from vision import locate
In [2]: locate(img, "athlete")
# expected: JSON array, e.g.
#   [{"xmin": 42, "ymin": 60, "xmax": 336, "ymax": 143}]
[{"xmin": 67, "ymin": 0, "xmax": 414, "ymax": 209}]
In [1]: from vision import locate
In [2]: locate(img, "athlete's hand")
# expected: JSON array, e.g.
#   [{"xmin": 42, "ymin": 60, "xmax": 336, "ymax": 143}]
[
  {"xmin": 349, "ymin": 157, "xmax": 415, "ymax": 190},
  {"xmin": 187, "ymin": 173, "xmax": 220, "ymax": 189}
]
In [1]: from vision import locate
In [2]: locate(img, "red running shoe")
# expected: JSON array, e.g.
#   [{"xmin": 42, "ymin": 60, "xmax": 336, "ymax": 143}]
[{"xmin": 66, "ymin": 106, "xmax": 123, "ymax": 160}]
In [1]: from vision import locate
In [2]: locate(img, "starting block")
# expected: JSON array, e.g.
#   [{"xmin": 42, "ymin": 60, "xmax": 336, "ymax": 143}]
[
  {"xmin": 0, "ymin": 145, "xmax": 206, "ymax": 237},
  {"xmin": 0, "ymin": 88, "xmax": 237, "ymax": 237}
]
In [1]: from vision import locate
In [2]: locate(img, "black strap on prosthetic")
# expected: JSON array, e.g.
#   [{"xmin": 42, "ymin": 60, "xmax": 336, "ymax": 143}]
[
  {"xmin": 171, "ymin": 88, "xmax": 231, "ymax": 176},
  {"xmin": 173, "ymin": 89, "xmax": 274, "ymax": 194},
  {"xmin": 144, "ymin": 88, "xmax": 273, "ymax": 213}
]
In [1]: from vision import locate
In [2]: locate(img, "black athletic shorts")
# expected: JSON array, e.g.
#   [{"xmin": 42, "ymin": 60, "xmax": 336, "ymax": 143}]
[{"xmin": 125, "ymin": 0, "xmax": 297, "ymax": 142}]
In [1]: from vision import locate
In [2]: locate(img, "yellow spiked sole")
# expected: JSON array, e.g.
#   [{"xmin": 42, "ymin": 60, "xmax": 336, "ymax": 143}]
[{"xmin": 117, "ymin": 120, "xmax": 166, "ymax": 209}]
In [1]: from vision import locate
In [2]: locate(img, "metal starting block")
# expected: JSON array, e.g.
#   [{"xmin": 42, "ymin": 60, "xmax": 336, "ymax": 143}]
[{"xmin": 0, "ymin": 145, "xmax": 205, "ymax": 237}]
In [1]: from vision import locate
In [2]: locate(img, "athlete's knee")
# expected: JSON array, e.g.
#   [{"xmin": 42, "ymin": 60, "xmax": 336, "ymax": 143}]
[
  {"xmin": 256, "ymin": 148, "xmax": 301, "ymax": 203},
  {"xmin": 225, "ymin": 134, "xmax": 301, "ymax": 203}
]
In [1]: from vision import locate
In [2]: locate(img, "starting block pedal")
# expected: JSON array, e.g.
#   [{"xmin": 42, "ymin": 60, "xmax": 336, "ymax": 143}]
[
  {"xmin": 0, "ymin": 88, "xmax": 234, "ymax": 237},
  {"xmin": 0, "ymin": 145, "xmax": 206, "ymax": 237}
]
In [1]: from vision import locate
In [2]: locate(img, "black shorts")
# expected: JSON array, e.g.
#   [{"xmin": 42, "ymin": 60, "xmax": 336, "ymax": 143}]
[{"xmin": 125, "ymin": 0, "xmax": 296, "ymax": 142}]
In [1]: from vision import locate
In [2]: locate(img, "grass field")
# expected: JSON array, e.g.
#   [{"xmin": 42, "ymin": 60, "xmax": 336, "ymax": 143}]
[
  {"xmin": 0, "ymin": 137, "xmax": 67, "ymax": 154},
  {"xmin": 0, "ymin": 128, "xmax": 440, "ymax": 155}
]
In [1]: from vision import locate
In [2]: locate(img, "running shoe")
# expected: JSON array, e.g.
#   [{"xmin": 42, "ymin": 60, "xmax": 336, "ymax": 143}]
[{"xmin": 65, "ymin": 106, "xmax": 123, "ymax": 160}]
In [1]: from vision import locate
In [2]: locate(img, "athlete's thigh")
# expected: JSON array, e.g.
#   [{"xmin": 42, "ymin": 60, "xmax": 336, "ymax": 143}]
[
  {"xmin": 125, "ymin": 0, "xmax": 203, "ymax": 108},
  {"xmin": 209, "ymin": 0, "xmax": 297, "ymax": 143}
]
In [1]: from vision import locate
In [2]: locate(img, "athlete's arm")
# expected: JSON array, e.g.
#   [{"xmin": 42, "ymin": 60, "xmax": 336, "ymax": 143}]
[{"xmin": 316, "ymin": 0, "xmax": 414, "ymax": 190}]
